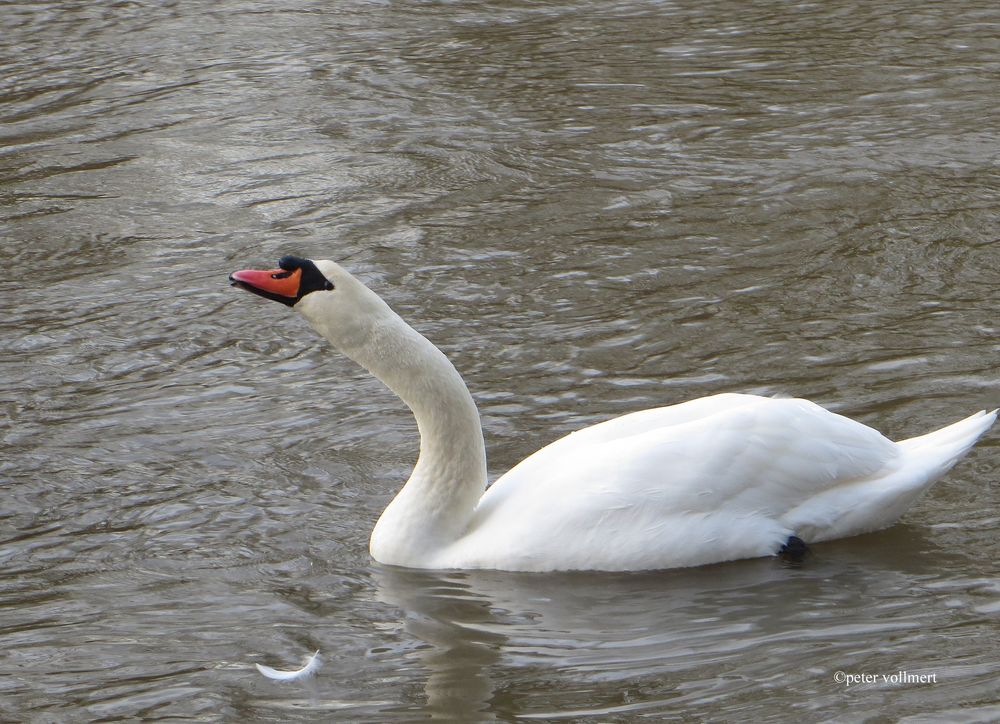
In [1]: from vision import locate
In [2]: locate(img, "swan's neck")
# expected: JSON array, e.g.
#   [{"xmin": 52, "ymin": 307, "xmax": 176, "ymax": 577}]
[{"xmin": 299, "ymin": 292, "xmax": 486, "ymax": 565}]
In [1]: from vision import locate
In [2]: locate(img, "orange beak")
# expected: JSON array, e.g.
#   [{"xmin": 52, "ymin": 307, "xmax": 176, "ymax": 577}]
[{"xmin": 229, "ymin": 267, "xmax": 303, "ymax": 305}]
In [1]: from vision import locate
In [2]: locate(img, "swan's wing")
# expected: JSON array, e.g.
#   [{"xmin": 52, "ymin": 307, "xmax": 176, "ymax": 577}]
[
  {"xmin": 532, "ymin": 392, "xmax": 767, "ymax": 449},
  {"xmin": 464, "ymin": 395, "xmax": 901, "ymax": 568},
  {"xmin": 482, "ymin": 393, "xmax": 898, "ymax": 512},
  {"xmin": 479, "ymin": 393, "xmax": 758, "ymax": 497}
]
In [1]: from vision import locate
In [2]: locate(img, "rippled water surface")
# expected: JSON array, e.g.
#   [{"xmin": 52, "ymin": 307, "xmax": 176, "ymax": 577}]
[{"xmin": 3, "ymin": 0, "xmax": 1000, "ymax": 720}]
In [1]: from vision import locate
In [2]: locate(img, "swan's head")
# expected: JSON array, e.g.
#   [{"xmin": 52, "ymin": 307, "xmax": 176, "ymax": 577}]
[
  {"xmin": 229, "ymin": 255, "xmax": 336, "ymax": 307},
  {"xmin": 230, "ymin": 255, "xmax": 395, "ymax": 357}
]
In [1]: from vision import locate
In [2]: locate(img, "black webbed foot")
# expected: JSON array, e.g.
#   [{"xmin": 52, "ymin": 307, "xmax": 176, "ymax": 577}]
[{"xmin": 778, "ymin": 535, "xmax": 810, "ymax": 564}]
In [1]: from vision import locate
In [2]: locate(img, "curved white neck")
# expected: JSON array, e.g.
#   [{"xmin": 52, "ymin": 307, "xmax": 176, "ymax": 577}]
[{"xmin": 296, "ymin": 284, "xmax": 486, "ymax": 566}]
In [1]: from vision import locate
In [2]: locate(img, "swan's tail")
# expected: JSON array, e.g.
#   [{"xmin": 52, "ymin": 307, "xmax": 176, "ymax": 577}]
[
  {"xmin": 796, "ymin": 409, "xmax": 995, "ymax": 544},
  {"xmin": 897, "ymin": 409, "xmax": 997, "ymax": 478}
]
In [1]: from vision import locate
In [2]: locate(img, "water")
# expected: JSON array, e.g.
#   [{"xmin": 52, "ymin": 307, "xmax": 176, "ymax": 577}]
[{"xmin": 2, "ymin": 0, "xmax": 999, "ymax": 719}]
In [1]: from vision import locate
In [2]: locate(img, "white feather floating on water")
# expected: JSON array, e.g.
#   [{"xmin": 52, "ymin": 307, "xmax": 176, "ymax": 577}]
[{"xmin": 255, "ymin": 650, "xmax": 321, "ymax": 681}]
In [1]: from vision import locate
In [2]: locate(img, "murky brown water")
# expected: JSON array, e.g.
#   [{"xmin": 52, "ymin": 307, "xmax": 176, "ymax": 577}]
[{"xmin": 3, "ymin": 0, "xmax": 999, "ymax": 720}]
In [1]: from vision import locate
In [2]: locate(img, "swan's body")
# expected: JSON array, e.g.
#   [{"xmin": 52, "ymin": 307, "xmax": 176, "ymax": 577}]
[{"xmin": 231, "ymin": 256, "xmax": 996, "ymax": 572}]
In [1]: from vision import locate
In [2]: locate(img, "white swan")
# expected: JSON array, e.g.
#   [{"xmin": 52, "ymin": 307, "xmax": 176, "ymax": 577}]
[{"xmin": 230, "ymin": 255, "xmax": 996, "ymax": 572}]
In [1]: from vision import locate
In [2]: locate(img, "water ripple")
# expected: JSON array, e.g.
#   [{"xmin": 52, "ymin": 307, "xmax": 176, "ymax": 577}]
[{"xmin": 2, "ymin": 0, "xmax": 999, "ymax": 720}]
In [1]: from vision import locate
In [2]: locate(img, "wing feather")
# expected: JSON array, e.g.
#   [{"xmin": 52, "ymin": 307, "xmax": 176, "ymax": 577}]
[{"xmin": 475, "ymin": 394, "xmax": 899, "ymax": 530}]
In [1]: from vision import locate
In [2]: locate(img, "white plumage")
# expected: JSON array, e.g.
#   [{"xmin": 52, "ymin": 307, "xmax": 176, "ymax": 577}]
[
  {"xmin": 446, "ymin": 394, "xmax": 994, "ymax": 571},
  {"xmin": 232, "ymin": 257, "xmax": 996, "ymax": 572},
  {"xmin": 255, "ymin": 650, "xmax": 321, "ymax": 681}
]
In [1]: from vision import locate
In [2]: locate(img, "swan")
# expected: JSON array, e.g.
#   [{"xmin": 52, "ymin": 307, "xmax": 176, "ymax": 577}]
[{"xmin": 229, "ymin": 255, "xmax": 997, "ymax": 572}]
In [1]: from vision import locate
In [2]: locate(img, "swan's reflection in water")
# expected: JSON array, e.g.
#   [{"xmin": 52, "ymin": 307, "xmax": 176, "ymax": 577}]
[
  {"xmin": 370, "ymin": 527, "xmax": 948, "ymax": 720},
  {"xmin": 373, "ymin": 569, "xmax": 505, "ymax": 720}
]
